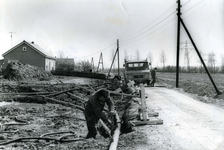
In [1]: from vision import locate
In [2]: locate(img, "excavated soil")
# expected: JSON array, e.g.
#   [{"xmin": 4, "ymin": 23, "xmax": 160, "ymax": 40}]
[{"xmin": 0, "ymin": 76, "xmax": 149, "ymax": 150}]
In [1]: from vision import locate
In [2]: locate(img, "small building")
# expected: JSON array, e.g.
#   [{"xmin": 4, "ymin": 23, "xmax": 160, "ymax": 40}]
[
  {"xmin": 0, "ymin": 59, "xmax": 3, "ymax": 69},
  {"xmin": 56, "ymin": 58, "xmax": 75, "ymax": 71},
  {"xmin": 2, "ymin": 40, "xmax": 56, "ymax": 71},
  {"xmin": 0, "ymin": 59, "xmax": 3, "ymax": 74}
]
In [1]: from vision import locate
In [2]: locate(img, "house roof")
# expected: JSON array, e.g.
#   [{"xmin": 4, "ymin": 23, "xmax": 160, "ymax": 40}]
[
  {"xmin": 2, "ymin": 40, "xmax": 55, "ymax": 60},
  {"xmin": 56, "ymin": 58, "xmax": 74, "ymax": 64},
  {"xmin": 125, "ymin": 60, "xmax": 148, "ymax": 63}
]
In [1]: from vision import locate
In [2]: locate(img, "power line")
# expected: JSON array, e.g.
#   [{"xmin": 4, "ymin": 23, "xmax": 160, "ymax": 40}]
[
  {"xmin": 121, "ymin": 18, "xmax": 176, "ymax": 47},
  {"xmin": 120, "ymin": 4, "xmax": 176, "ymax": 41},
  {"xmin": 123, "ymin": 0, "xmax": 213, "ymax": 46},
  {"xmin": 182, "ymin": 0, "xmax": 204, "ymax": 14},
  {"xmin": 122, "ymin": 11, "xmax": 176, "ymax": 44},
  {"xmin": 121, "ymin": 12, "xmax": 176, "ymax": 45},
  {"xmin": 182, "ymin": 0, "xmax": 191, "ymax": 7},
  {"xmin": 182, "ymin": 0, "xmax": 214, "ymax": 17},
  {"xmin": 74, "ymin": 42, "xmax": 116, "ymax": 59}
]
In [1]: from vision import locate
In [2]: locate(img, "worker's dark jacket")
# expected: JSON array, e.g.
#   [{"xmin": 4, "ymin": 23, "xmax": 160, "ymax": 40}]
[
  {"xmin": 151, "ymin": 70, "xmax": 156, "ymax": 79},
  {"xmin": 84, "ymin": 93, "xmax": 114, "ymax": 123}
]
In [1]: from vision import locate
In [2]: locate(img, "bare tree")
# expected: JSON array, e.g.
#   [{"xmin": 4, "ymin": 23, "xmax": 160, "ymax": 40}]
[
  {"xmin": 76, "ymin": 60, "xmax": 92, "ymax": 72},
  {"xmin": 124, "ymin": 49, "xmax": 128, "ymax": 61},
  {"xmin": 59, "ymin": 50, "xmax": 64, "ymax": 58},
  {"xmin": 160, "ymin": 50, "xmax": 167, "ymax": 71},
  {"xmin": 207, "ymin": 52, "xmax": 216, "ymax": 73},
  {"xmin": 221, "ymin": 55, "xmax": 224, "ymax": 73},
  {"xmin": 147, "ymin": 52, "xmax": 153, "ymax": 69}
]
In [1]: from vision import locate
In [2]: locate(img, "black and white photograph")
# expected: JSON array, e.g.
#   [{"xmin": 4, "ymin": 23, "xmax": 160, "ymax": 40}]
[{"xmin": 0, "ymin": 0, "xmax": 224, "ymax": 149}]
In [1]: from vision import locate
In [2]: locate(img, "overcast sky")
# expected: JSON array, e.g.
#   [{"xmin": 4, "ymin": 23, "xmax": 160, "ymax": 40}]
[{"xmin": 0, "ymin": 0, "xmax": 223, "ymax": 68}]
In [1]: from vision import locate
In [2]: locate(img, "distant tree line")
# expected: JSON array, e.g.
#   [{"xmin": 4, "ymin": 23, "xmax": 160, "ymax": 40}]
[{"xmin": 156, "ymin": 65, "xmax": 224, "ymax": 74}]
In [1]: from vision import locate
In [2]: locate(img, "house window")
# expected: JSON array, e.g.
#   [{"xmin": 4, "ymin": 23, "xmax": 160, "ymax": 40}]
[{"xmin": 23, "ymin": 46, "xmax": 27, "ymax": 51}]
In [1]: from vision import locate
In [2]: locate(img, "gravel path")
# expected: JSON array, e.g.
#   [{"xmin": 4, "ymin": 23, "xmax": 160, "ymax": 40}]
[{"xmin": 136, "ymin": 87, "xmax": 224, "ymax": 150}]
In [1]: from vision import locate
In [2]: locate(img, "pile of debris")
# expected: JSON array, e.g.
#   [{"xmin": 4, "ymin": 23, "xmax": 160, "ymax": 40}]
[
  {"xmin": 0, "ymin": 75, "xmax": 163, "ymax": 149},
  {"xmin": 3, "ymin": 62, "xmax": 52, "ymax": 81}
]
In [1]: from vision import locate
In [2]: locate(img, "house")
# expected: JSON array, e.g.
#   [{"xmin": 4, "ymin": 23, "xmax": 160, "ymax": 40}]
[
  {"xmin": 0, "ymin": 59, "xmax": 3, "ymax": 74},
  {"xmin": 56, "ymin": 58, "xmax": 74, "ymax": 71},
  {"xmin": 0, "ymin": 59, "xmax": 3, "ymax": 69},
  {"xmin": 2, "ymin": 40, "xmax": 56, "ymax": 71}
]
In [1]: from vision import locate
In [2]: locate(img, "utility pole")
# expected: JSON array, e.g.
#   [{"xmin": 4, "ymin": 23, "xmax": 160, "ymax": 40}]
[
  {"xmin": 181, "ymin": 40, "xmax": 193, "ymax": 73},
  {"xmin": 117, "ymin": 39, "xmax": 120, "ymax": 76},
  {"xmin": 9, "ymin": 32, "xmax": 16, "ymax": 47},
  {"xmin": 97, "ymin": 53, "xmax": 104, "ymax": 72},
  {"xmin": 176, "ymin": 0, "xmax": 181, "ymax": 88},
  {"xmin": 107, "ymin": 39, "xmax": 120, "ymax": 77},
  {"xmin": 175, "ymin": 0, "xmax": 221, "ymax": 95},
  {"xmin": 180, "ymin": 18, "xmax": 222, "ymax": 95}
]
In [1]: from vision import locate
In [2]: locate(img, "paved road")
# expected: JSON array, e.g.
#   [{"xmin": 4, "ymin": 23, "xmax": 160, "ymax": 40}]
[{"xmin": 136, "ymin": 87, "xmax": 224, "ymax": 150}]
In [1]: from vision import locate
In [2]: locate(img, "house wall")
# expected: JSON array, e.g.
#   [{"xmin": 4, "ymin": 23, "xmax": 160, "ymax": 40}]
[
  {"xmin": 0, "ymin": 59, "xmax": 3, "ymax": 70},
  {"xmin": 3, "ymin": 43, "xmax": 46, "ymax": 69},
  {"xmin": 45, "ymin": 58, "xmax": 55, "ymax": 71}
]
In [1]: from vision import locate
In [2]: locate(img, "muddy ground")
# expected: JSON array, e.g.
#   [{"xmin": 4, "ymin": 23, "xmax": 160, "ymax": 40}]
[
  {"xmin": 1, "ymin": 72, "xmax": 224, "ymax": 150},
  {"xmin": 0, "ymin": 76, "xmax": 149, "ymax": 150}
]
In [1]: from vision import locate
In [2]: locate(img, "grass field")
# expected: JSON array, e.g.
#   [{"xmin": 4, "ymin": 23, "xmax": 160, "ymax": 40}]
[{"xmin": 156, "ymin": 72, "xmax": 224, "ymax": 108}]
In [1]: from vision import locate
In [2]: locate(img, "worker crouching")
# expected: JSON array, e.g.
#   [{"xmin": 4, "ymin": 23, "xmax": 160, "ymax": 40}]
[{"xmin": 84, "ymin": 89, "xmax": 115, "ymax": 139}]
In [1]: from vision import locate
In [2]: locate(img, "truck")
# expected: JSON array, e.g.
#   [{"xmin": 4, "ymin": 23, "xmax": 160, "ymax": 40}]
[{"xmin": 123, "ymin": 59, "xmax": 151, "ymax": 85}]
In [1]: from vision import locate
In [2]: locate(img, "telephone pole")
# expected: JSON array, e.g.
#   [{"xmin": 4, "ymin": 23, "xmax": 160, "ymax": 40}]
[
  {"xmin": 175, "ymin": 0, "xmax": 221, "ymax": 95},
  {"xmin": 97, "ymin": 53, "xmax": 104, "ymax": 72},
  {"xmin": 176, "ymin": 0, "xmax": 181, "ymax": 88},
  {"xmin": 107, "ymin": 39, "xmax": 120, "ymax": 77},
  {"xmin": 9, "ymin": 32, "xmax": 16, "ymax": 47},
  {"xmin": 117, "ymin": 39, "xmax": 120, "ymax": 76}
]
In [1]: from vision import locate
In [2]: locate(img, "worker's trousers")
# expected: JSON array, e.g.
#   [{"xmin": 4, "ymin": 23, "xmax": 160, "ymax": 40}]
[{"xmin": 86, "ymin": 118, "xmax": 98, "ymax": 139}]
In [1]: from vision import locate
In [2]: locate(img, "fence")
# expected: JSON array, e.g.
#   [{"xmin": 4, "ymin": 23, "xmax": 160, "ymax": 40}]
[{"xmin": 52, "ymin": 70, "xmax": 106, "ymax": 79}]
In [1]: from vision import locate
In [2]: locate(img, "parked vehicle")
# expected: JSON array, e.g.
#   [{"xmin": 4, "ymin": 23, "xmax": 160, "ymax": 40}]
[{"xmin": 123, "ymin": 59, "xmax": 151, "ymax": 85}]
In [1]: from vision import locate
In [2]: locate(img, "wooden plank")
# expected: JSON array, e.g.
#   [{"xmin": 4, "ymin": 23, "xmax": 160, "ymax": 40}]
[
  {"xmin": 46, "ymin": 87, "xmax": 78, "ymax": 97},
  {"xmin": 108, "ymin": 90, "xmax": 140, "ymax": 98},
  {"xmin": 132, "ymin": 119, "xmax": 163, "ymax": 126},
  {"xmin": 148, "ymin": 112, "xmax": 159, "ymax": 117},
  {"xmin": 0, "ymin": 92, "xmax": 54, "ymax": 95}
]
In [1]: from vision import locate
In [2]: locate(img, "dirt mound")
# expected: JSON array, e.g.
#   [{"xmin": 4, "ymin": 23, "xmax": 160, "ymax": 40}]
[{"xmin": 3, "ymin": 62, "xmax": 52, "ymax": 81}]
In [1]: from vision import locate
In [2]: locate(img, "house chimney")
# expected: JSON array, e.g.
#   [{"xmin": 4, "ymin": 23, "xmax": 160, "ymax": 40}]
[{"xmin": 31, "ymin": 41, "xmax": 34, "ymax": 44}]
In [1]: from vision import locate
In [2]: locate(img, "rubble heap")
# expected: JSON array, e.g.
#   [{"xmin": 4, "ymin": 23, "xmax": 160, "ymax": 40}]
[
  {"xmin": 3, "ymin": 62, "xmax": 52, "ymax": 81},
  {"xmin": 0, "ymin": 78, "xmax": 150, "ymax": 149}
]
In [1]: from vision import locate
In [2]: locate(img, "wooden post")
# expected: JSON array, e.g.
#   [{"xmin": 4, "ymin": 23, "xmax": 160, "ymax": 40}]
[
  {"xmin": 140, "ymin": 84, "xmax": 147, "ymax": 121},
  {"xmin": 176, "ymin": 0, "xmax": 181, "ymax": 88},
  {"xmin": 117, "ymin": 39, "xmax": 120, "ymax": 76}
]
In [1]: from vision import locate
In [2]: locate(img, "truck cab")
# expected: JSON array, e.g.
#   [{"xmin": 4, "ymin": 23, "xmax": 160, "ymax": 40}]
[{"xmin": 123, "ymin": 59, "xmax": 150, "ymax": 85}]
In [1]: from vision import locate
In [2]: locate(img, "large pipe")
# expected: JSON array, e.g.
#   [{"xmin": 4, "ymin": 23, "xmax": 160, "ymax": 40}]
[{"xmin": 109, "ymin": 113, "xmax": 121, "ymax": 150}]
